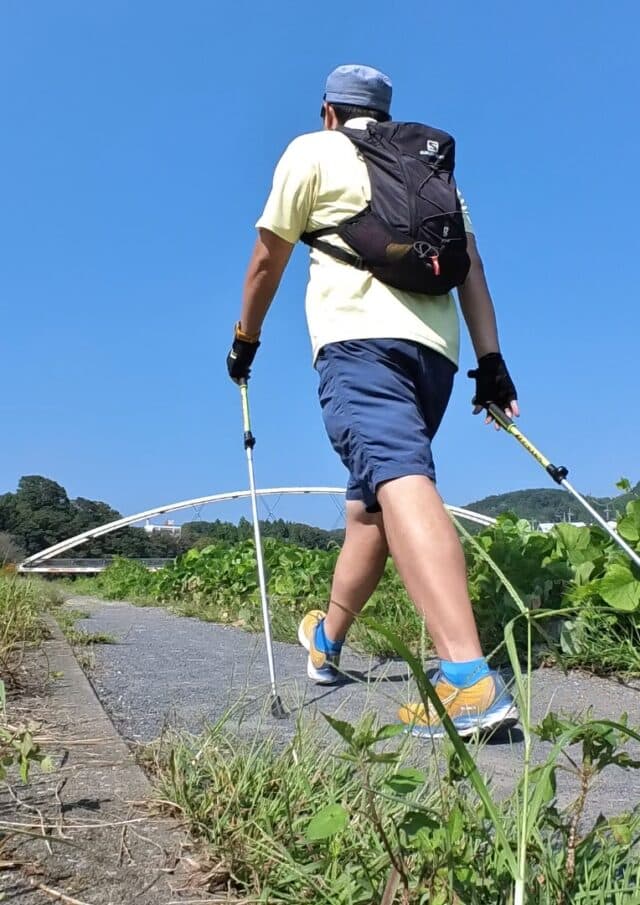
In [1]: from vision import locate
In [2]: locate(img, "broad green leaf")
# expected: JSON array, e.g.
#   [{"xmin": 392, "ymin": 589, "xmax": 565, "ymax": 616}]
[
  {"xmin": 526, "ymin": 764, "xmax": 556, "ymax": 807},
  {"xmin": 454, "ymin": 865, "xmax": 475, "ymax": 884},
  {"xmin": 609, "ymin": 816, "xmax": 632, "ymax": 845},
  {"xmin": 322, "ymin": 713, "xmax": 355, "ymax": 744},
  {"xmin": 305, "ymin": 803, "xmax": 348, "ymax": 841},
  {"xmin": 373, "ymin": 723, "xmax": 405, "ymax": 742},
  {"xmin": 598, "ymin": 563, "xmax": 640, "ymax": 612},
  {"xmin": 19, "ymin": 732, "xmax": 34, "ymax": 759},
  {"xmin": 618, "ymin": 501, "xmax": 640, "ymax": 543},
  {"xmin": 573, "ymin": 561, "xmax": 595, "ymax": 586},
  {"xmin": 560, "ymin": 619, "xmax": 586, "ymax": 656},
  {"xmin": 352, "ymin": 712, "xmax": 376, "ymax": 747},
  {"xmin": 337, "ymin": 752, "xmax": 358, "ymax": 763},
  {"xmin": 617, "ymin": 516, "xmax": 639, "ymax": 543},
  {"xmin": 366, "ymin": 752, "xmax": 400, "ymax": 764},
  {"xmin": 527, "ymin": 717, "xmax": 640, "ymax": 838},
  {"xmin": 399, "ymin": 810, "xmax": 438, "ymax": 840},
  {"xmin": 554, "ymin": 524, "xmax": 593, "ymax": 564},
  {"xmin": 384, "ymin": 767, "xmax": 426, "ymax": 795}
]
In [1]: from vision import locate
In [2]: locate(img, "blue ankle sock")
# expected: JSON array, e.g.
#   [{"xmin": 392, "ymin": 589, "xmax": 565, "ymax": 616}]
[
  {"xmin": 314, "ymin": 619, "xmax": 343, "ymax": 655},
  {"xmin": 440, "ymin": 657, "xmax": 490, "ymax": 688}
]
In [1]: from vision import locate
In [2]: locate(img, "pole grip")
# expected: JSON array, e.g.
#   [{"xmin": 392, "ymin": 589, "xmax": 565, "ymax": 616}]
[
  {"xmin": 239, "ymin": 381, "xmax": 255, "ymax": 449},
  {"xmin": 487, "ymin": 403, "xmax": 514, "ymax": 430},
  {"xmin": 487, "ymin": 402, "xmax": 563, "ymax": 477}
]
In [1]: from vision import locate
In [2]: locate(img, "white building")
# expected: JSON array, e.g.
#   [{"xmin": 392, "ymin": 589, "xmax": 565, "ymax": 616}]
[
  {"xmin": 538, "ymin": 520, "xmax": 617, "ymax": 533},
  {"xmin": 143, "ymin": 519, "xmax": 181, "ymax": 536}
]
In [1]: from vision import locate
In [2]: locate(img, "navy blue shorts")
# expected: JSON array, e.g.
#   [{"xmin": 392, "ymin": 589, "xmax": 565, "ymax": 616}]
[{"xmin": 316, "ymin": 339, "xmax": 455, "ymax": 511}]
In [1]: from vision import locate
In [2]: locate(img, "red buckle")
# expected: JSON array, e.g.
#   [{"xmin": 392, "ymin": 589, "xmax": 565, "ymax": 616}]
[{"xmin": 430, "ymin": 255, "xmax": 441, "ymax": 277}]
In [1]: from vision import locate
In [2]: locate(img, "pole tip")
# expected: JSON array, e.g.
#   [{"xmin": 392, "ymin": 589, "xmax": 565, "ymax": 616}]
[{"xmin": 271, "ymin": 696, "xmax": 288, "ymax": 719}]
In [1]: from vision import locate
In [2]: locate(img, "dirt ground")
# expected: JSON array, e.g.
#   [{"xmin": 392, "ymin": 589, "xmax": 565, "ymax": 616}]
[{"xmin": 0, "ymin": 624, "xmax": 235, "ymax": 905}]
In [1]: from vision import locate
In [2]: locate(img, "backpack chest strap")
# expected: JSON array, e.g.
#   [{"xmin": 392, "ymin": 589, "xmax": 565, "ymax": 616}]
[{"xmin": 300, "ymin": 231, "xmax": 366, "ymax": 269}]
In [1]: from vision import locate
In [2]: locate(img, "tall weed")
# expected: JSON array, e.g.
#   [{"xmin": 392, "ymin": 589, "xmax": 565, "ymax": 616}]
[
  {"xmin": 0, "ymin": 574, "xmax": 58, "ymax": 679},
  {"xmin": 152, "ymin": 705, "xmax": 640, "ymax": 903}
]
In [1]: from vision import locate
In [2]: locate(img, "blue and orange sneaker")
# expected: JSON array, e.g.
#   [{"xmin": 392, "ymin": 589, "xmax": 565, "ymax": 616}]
[
  {"xmin": 297, "ymin": 610, "xmax": 342, "ymax": 684},
  {"xmin": 398, "ymin": 671, "xmax": 518, "ymax": 739}
]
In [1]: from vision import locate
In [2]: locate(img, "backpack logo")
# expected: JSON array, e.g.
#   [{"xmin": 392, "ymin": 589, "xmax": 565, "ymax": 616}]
[{"xmin": 420, "ymin": 140, "xmax": 440, "ymax": 156}]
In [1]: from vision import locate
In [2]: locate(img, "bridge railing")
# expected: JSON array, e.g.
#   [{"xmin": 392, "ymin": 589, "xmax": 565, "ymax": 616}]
[
  {"xmin": 17, "ymin": 487, "xmax": 496, "ymax": 573},
  {"xmin": 19, "ymin": 558, "xmax": 175, "ymax": 574}
]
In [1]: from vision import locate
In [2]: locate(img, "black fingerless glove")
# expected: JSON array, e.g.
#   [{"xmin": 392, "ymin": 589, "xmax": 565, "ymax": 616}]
[
  {"xmin": 226, "ymin": 323, "xmax": 260, "ymax": 382},
  {"xmin": 467, "ymin": 353, "xmax": 517, "ymax": 409}
]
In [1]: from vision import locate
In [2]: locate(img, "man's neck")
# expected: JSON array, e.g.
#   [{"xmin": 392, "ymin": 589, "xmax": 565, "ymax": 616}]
[{"xmin": 343, "ymin": 116, "xmax": 376, "ymax": 130}]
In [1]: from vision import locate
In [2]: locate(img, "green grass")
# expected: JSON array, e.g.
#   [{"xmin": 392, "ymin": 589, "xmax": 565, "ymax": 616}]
[
  {"xmin": 54, "ymin": 575, "xmax": 109, "ymax": 597},
  {"xmin": 148, "ymin": 716, "xmax": 428, "ymax": 904},
  {"xmin": 0, "ymin": 575, "xmax": 62, "ymax": 782},
  {"xmin": 62, "ymin": 627, "xmax": 116, "ymax": 646},
  {"xmin": 149, "ymin": 710, "xmax": 640, "ymax": 904},
  {"xmin": 0, "ymin": 576, "xmax": 115, "ymax": 685},
  {"xmin": 0, "ymin": 574, "xmax": 63, "ymax": 681},
  {"xmin": 52, "ymin": 604, "xmax": 116, "ymax": 647},
  {"xmin": 559, "ymin": 605, "xmax": 640, "ymax": 677}
]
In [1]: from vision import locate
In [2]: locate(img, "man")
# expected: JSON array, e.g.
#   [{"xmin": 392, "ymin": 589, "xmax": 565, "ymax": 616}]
[{"xmin": 227, "ymin": 64, "xmax": 520, "ymax": 737}]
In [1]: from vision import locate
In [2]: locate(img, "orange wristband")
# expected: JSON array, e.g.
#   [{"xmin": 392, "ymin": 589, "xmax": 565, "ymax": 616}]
[{"xmin": 234, "ymin": 322, "xmax": 261, "ymax": 343}]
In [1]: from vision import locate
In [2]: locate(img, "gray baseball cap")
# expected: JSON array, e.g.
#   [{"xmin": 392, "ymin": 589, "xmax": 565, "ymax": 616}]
[{"xmin": 324, "ymin": 64, "xmax": 392, "ymax": 115}]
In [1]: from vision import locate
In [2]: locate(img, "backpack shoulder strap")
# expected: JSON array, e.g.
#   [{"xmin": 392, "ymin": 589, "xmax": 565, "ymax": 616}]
[{"xmin": 300, "ymin": 124, "xmax": 379, "ymax": 258}]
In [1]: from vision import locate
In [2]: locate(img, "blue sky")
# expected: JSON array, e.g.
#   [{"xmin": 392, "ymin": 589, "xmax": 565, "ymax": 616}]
[{"xmin": 2, "ymin": 1, "xmax": 638, "ymax": 528}]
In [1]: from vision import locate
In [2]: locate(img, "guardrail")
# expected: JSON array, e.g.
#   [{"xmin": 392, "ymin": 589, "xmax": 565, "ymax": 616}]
[{"xmin": 19, "ymin": 558, "xmax": 174, "ymax": 574}]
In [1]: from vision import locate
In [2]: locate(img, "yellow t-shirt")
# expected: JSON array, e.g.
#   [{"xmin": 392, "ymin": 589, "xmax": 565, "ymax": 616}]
[{"xmin": 256, "ymin": 118, "xmax": 473, "ymax": 366}]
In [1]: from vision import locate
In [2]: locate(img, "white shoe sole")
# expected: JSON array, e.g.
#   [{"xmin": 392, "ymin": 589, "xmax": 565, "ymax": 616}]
[
  {"xmin": 297, "ymin": 622, "xmax": 340, "ymax": 684},
  {"xmin": 409, "ymin": 701, "xmax": 520, "ymax": 739}
]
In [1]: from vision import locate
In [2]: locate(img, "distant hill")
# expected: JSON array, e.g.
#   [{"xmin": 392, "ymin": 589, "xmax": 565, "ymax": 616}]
[{"xmin": 465, "ymin": 482, "xmax": 639, "ymax": 526}]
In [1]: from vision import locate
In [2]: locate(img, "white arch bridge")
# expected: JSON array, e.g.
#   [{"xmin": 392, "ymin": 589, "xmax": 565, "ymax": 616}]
[{"xmin": 18, "ymin": 486, "xmax": 496, "ymax": 574}]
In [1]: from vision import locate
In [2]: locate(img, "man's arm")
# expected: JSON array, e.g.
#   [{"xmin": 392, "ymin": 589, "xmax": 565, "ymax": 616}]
[
  {"xmin": 226, "ymin": 228, "xmax": 294, "ymax": 383},
  {"xmin": 458, "ymin": 233, "xmax": 500, "ymax": 359},
  {"xmin": 227, "ymin": 137, "xmax": 316, "ymax": 382},
  {"xmin": 458, "ymin": 234, "xmax": 519, "ymax": 418},
  {"xmin": 239, "ymin": 228, "xmax": 294, "ymax": 337}
]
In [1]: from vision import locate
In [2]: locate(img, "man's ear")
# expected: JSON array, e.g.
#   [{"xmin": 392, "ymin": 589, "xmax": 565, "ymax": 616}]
[{"xmin": 324, "ymin": 103, "xmax": 340, "ymax": 130}]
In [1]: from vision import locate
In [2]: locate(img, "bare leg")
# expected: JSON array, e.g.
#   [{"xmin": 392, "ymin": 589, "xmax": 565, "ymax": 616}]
[
  {"xmin": 323, "ymin": 500, "xmax": 388, "ymax": 643},
  {"xmin": 377, "ymin": 474, "xmax": 483, "ymax": 662}
]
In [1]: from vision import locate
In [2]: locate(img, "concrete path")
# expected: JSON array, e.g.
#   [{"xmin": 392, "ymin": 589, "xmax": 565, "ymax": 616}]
[
  {"xmin": 0, "ymin": 619, "xmax": 216, "ymax": 905},
  {"xmin": 71, "ymin": 596, "xmax": 640, "ymax": 821}
]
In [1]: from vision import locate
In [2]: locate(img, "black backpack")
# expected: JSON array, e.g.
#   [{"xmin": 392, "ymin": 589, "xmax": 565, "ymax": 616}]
[{"xmin": 301, "ymin": 121, "xmax": 470, "ymax": 295}]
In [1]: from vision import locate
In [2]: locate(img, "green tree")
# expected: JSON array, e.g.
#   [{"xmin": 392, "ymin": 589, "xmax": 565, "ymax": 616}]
[
  {"xmin": 9, "ymin": 476, "xmax": 73, "ymax": 553},
  {"xmin": 0, "ymin": 532, "xmax": 24, "ymax": 564}
]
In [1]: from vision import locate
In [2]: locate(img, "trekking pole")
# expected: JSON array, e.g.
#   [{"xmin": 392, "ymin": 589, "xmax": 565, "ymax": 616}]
[
  {"xmin": 486, "ymin": 403, "xmax": 640, "ymax": 569},
  {"xmin": 238, "ymin": 380, "xmax": 287, "ymax": 718}
]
